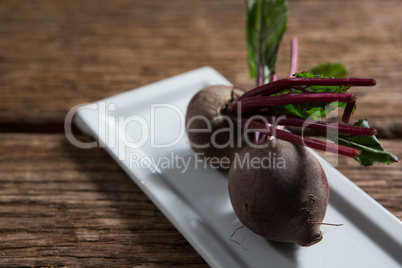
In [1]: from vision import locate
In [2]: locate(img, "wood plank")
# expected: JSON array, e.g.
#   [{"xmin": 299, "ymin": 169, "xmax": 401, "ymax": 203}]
[
  {"xmin": 315, "ymin": 141, "xmax": 402, "ymax": 220},
  {"xmin": 0, "ymin": 134, "xmax": 400, "ymax": 266},
  {"xmin": 0, "ymin": 134, "xmax": 208, "ymax": 267},
  {"xmin": 0, "ymin": 0, "xmax": 401, "ymax": 137}
]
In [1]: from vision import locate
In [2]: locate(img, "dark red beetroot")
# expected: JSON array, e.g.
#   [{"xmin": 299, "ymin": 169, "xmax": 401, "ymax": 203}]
[
  {"xmin": 228, "ymin": 139, "xmax": 329, "ymax": 246},
  {"xmin": 185, "ymin": 85, "xmax": 248, "ymax": 167}
]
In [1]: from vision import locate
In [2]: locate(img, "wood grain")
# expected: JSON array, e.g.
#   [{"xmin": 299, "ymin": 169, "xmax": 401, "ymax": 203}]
[
  {"xmin": 0, "ymin": 0, "xmax": 401, "ymax": 266},
  {"xmin": 315, "ymin": 142, "xmax": 402, "ymax": 220},
  {"xmin": 0, "ymin": 134, "xmax": 400, "ymax": 266},
  {"xmin": 0, "ymin": 134, "xmax": 207, "ymax": 267},
  {"xmin": 0, "ymin": 0, "xmax": 401, "ymax": 136}
]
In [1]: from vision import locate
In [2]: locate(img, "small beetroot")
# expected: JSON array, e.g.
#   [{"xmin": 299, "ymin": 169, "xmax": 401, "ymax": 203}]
[
  {"xmin": 185, "ymin": 85, "xmax": 247, "ymax": 166},
  {"xmin": 228, "ymin": 139, "xmax": 329, "ymax": 246}
]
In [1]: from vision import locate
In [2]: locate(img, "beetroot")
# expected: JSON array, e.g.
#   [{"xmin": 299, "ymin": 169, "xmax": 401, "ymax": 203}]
[
  {"xmin": 185, "ymin": 85, "xmax": 248, "ymax": 166},
  {"xmin": 228, "ymin": 139, "xmax": 329, "ymax": 246},
  {"xmin": 183, "ymin": 0, "xmax": 397, "ymax": 249}
]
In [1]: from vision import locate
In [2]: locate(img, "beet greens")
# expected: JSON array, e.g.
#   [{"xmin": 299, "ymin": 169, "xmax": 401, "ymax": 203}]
[
  {"xmin": 242, "ymin": 0, "xmax": 397, "ymax": 166},
  {"xmin": 246, "ymin": 0, "xmax": 287, "ymax": 86}
]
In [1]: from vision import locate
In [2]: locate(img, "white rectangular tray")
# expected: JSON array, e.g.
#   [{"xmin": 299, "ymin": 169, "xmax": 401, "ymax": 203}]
[{"xmin": 74, "ymin": 67, "xmax": 402, "ymax": 268}]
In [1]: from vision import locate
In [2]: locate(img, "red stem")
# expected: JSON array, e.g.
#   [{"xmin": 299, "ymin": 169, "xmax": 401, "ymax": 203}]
[
  {"xmin": 233, "ymin": 93, "xmax": 356, "ymax": 115},
  {"xmin": 244, "ymin": 120, "xmax": 361, "ymax": 158},
  {"xmin": 342, "ymin": 99, "xmax": 356, "ymax": 124},
  {"xmin": 289, "ymin": 37, "xmax": 299, "ymax": 76},
  {"xmin": 257, "ymin": 0, "xmax": 264, "ymax": 87},
  {"xmin": 251, "ymin": 116, "xmax": 376, "ymax": 136},
  {"xmin": 237, "ymin": 77, "xmax": 376, "ymax": 102}
]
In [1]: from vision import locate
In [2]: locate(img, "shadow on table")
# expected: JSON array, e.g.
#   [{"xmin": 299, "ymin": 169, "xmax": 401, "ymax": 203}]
[{"xmin": 62, "ymin": 137, "xmax": 208, "ymax": 266}]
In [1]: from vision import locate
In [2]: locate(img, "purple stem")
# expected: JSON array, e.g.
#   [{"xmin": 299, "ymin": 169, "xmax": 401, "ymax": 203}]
[
  {"xmin": 233, "ymin": 93, "xmax": 356, "ymax": 115},
  {"xmin": 257, "ymin": 0, "xmax": 264, "ymax": 87},
  {"xmin": 259, "ymin": 134, "xmax": 267, "ymax": 142},
  {"xmin": 254, "ymin": 1, "xmax": 264, "ymax": 143},
  {"xmin": 290, "ymin": 86, "xmax": 310, "ymax": 93},
  {"xmin": 251, "ymin": 116, "xmax": 376, "ymax": 136},
  {"xmin": 236, "ymin": 77, "xmax": 376, "ymax": 102},
  {"xmin": 254, "ymin": 131, "xmax": 260, "ymax": 144},
  {"xmin": 244, "ymin": 120, "xmax": 361, "ymax": 158},
  {"xmin": 289, "ymin": 37, "xmax": 299, "ymax": 76},
  {"xmin": 255, "ymin": 3, "xmax": 265, "ymax": 144},
  {"xmin": 342, "ymin": 99, "xmax": 356, "ymax": 124}
]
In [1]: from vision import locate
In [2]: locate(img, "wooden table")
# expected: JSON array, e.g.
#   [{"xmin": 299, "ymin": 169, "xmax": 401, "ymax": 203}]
[{"xmin": 1, "ymin": 0, "xmax": 401, "ymax": 266}]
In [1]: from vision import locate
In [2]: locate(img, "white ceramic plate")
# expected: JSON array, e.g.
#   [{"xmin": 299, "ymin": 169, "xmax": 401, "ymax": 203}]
[{"xmin": 74, "ymin": 67, "xmax": 402, "ymax": 268}]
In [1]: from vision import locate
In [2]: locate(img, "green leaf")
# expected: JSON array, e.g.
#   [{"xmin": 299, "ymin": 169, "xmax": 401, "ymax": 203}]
[
  {"xmin": 271, "ymin": 72, "xmax": 351, "ymax": 119},
  {"xmin": 274, "ymin": 102, "xmax": 346, "ymax": 120},
  {"xmin": 332, "ymin": 119, "xmax": 398, "ymax": 166},
  {"xmin": 246, "ymin": 0, "xmax": 288, "ymax": 85},
  {"xmin": 310, "ymin": 62, "xmax": 347, "ymax": 78}
]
